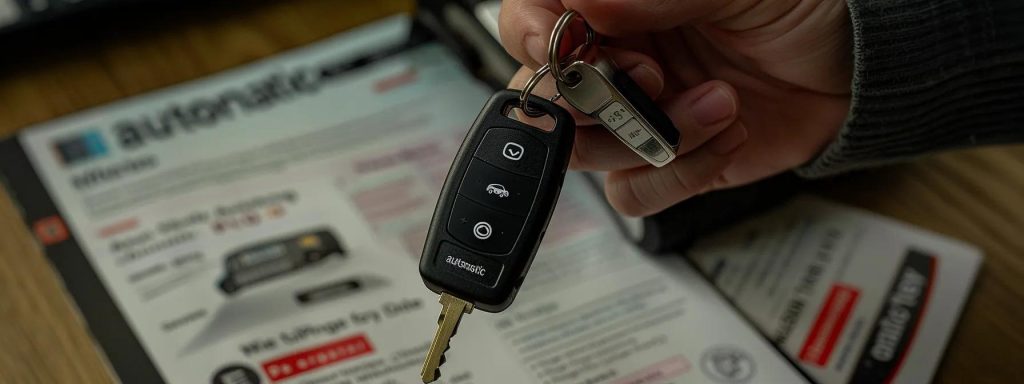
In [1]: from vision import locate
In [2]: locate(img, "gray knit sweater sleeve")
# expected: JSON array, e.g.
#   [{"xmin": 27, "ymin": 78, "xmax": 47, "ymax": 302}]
[{"xmin": 797, "ymin": 0, "xmax": 1024, "ymax": 177}]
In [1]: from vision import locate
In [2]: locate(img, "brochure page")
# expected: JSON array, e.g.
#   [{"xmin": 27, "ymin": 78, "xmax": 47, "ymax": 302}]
[
  {"xmin": 7, "ymin": 15, "xmax": 807, "ymax": 384},
  {"xmin": 689, "ymin": 197, "xmax": 981, "ymax": 384}
]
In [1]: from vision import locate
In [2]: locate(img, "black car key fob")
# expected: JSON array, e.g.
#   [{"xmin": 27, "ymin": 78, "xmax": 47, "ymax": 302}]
[{"xmin": 418, "ymin": 89, "xmax": 574, "ymax": 313}]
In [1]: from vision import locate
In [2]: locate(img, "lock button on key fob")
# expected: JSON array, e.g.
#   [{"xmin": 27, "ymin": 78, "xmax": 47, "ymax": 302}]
[{"xmin": 473, "ymin": 127, "xmax": 548, "ymax": 176}]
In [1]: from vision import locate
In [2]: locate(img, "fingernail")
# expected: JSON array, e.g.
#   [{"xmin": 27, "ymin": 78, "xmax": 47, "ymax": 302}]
[
  {"xmin": 524, "ymin": 33, "xmax": 547, "ymax": 65},
  {"xmin": 690, "ymin": 87, "xmax": 736, "ymax": 127},
  {"xmin": 709, "ymin": 123, "xmax": 748, "ymax": 155},
  {"xmin": 627, "ymin": 65, "xmax": 653, "ymax": 82}
]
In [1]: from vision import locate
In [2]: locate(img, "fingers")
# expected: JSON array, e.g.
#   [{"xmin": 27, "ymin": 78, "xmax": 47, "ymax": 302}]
[
  {"xmin": 570, "ymin": 127, "xmax": 649, "ymax": 170},
  {"xmin": 511, "ymin": 58, "xmax": 740, "ymax": 173},
  {"xmin": 651, "ymin": 29, "xmax": 708, "ymax": 89},
  {"xmin": 499, "ymin": 0, "xmax": 746, "ymax": 69},
  {"xmin": 507, "ymin": 47, "xmax": 664, "ymax": 124},
  {"xmin": 562, "ymin": 0, "xmax": 727, "ymax": 36},
  {"xmin": 604, "ymin": 121, "xmax": 748, "ymax": 217},
  {"xmin": 661, "ymin": 80, "xmax": 738, "ymax": 154},
  {"xmin": 499, "ymin": 0, "xmax": 729, "ymax": 66},
  {"xmin": 571, "ymin": 80, "xmax": 738, "ymax": 170},
  {"xmin": 509, "ymin": 60, "xmax": 657, "ymax": 170},
  {"xmin": 499, "ymin": 0, "xmax": 563, "ymax": 67},
  {"xmin": 604, "ymin": 47, "xmax": 665, "ymax": 100}
]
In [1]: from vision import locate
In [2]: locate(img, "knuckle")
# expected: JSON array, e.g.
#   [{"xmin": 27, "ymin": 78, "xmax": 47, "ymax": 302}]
[{"xmin": 668, "ymin": 162, "xmax": 701, "ymax": 198}]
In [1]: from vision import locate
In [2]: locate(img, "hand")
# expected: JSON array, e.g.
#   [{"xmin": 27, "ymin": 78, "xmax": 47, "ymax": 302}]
[{"xmin": 501, "ymin": 0, "xmax": 853, "ymax": 216}]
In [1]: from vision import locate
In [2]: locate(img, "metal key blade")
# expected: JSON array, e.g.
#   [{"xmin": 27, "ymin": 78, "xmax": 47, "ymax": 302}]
[{"xmin": 421, "ymin": 293, "xmax": 474, "ymax": 383}]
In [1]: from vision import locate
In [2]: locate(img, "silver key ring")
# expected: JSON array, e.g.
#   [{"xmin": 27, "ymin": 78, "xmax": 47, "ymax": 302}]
[
  {"xmin": 519, "ymin": 64, "xmax": 553, "ymax": 117},
  {"xmin": 548, "ymin": 9, "xmax": 595, "ymax": 85},
  {"xmin": 518, "ymin": 64, "xmax": 564, "ymax": 117},
  {"xmin": 517, "ymin": 9, "xmax": 593, "ymax": 116}
]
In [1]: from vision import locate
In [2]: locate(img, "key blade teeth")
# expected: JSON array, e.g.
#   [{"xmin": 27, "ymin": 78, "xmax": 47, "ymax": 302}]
[
  {"xmin": 421, "ymin": 369, "xmax": 440, "ymax": 383},
  {"xmin": 421, "ymin": 294, "xmax": 473, "ymax": 384},
  {"xmin": 421, "ymin": 354, "xmax": 446, "ymax": 383}
]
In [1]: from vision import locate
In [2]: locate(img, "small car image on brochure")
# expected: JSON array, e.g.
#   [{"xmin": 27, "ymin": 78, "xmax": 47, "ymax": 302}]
[{"xmin": 218, "ymin": 229, "xmax": 345, "ymax": 295}]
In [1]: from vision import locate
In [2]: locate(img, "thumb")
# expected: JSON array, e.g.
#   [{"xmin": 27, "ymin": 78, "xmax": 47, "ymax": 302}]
[{"xmin": 562, "ymin": 0, "xmax": 728, "ymax": 36}]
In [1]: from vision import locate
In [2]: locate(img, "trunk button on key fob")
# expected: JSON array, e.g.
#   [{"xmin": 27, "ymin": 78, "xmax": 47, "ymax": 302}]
[{"xmin": 457, "ymin": 160, "xmax": 539, "ymax": 215}]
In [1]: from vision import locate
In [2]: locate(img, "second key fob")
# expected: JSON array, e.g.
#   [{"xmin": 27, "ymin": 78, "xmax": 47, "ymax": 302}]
[{"xmin": 419, "ymin": 90, "xmax": 575, "ymax": 313}]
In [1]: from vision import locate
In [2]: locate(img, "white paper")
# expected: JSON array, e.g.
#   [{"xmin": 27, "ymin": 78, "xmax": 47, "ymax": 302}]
[
  {"xmin": 16, "ymin": 15, "xmax": 806, "ymax": 384},
  {"xmin": 689, "ymin": 196, "xmax": 982, "ymax": 384}
]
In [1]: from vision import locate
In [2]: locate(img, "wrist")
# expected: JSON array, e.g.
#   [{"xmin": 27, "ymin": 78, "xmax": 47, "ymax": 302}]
[{"xmin": 798, "ymin": 0, "xmax": 1024, "ymax": 177}]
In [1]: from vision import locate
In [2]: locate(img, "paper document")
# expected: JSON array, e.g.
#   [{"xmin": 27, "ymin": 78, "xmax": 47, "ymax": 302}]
[
  {"xmin": 689, "ymin": 197, "xmax": 981, "ymax": 384},
  {"xmin": 4, "ymin": 15, "xmax": 807, "ymax": 384}
]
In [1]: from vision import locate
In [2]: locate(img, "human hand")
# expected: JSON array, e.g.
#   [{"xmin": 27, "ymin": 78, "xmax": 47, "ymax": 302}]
[{"xmin": 501, "ymin": 0, "xmax": 853, "ymax": 216}]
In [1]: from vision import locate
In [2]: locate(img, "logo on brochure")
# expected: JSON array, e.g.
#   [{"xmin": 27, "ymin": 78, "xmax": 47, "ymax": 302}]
[
  {"xmin": 700, "ymin": 345, "xmax": 756, "ymax": 383},
  {"xmin": 51, "ymin": 130, "xmax": 109, "ymax": 166}
]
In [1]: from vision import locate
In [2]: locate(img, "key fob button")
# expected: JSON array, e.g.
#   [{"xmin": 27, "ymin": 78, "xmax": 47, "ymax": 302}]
[
  {"xmin": 434, "ymin": 242, "xmax": 503, "ymax": 287},
  {"xmin": 637, "ymin": 138, "xmax": 669, "ymax": 162},
  {"xmin": 598, "ymin": 101, "xmax": 634, "ymax": 130},
  {"xmin": 474, "ymin": 128, "xmax": 547, "ymax": 177},
  {"xmin": 611, "ymin": 67, "xmax": 679, "ymax": 147},
  {"xmin": 614, "ymin": 119, "xmax": 654, "ymax": 148},
  {"xmin": 458, "ymin": 160, "xmax": 539, "ymax": 216},
  {"xmin": 448, "ymin": 196, "xmax": 524, "ymax": 255}
]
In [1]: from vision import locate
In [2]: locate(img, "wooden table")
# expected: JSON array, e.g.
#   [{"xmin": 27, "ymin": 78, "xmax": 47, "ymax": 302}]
[{"xmin": 0, "ymin": 0, "xmax": 1020, "ymax": 382}]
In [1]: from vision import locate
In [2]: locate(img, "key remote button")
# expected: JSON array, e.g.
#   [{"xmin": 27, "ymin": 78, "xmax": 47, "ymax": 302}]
[
  {"xmin": 637, "ymin": 138, "xmax": 670, "ymax": 162},
  {"xmin": 448, "ymin": 196, "xmax": 525, "ymax": 255},
  {"xmin": 611, "ymin": 68, "xmax": 679, "ymax": 147},
  {"xmin": 614, "ymin": 119, "xmax": 654, "ymax": 148},
  {"xmin": 474, "ymin": 128, "xmax": 547, "ymax": 177},
  {"xmin": 434, "ymin": 242, "xmax": 503, "ymax": 287},
  {"xmin": 598, "ymin": 101, "xmax": 634, "ymax": 130},
  {"xmin": 458, "ymin": 160, "xmax": 539, "ymax": 216}
]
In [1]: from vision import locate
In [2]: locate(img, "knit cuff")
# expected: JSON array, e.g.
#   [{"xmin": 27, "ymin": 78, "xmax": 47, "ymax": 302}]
[{"xmin": 798, "ymin": 0, "xmax": 1024, "ymax": 178}]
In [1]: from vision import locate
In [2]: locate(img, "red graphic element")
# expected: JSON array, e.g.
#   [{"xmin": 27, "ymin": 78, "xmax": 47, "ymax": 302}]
[
  {"xmin": 98, "ymin": 218, "xmax": 138, "ymax": 239},
  {"xmin": 374, "ymin": 68, "xmax": 418, "ymax": 93},
  {"xmin": 613, "ymin": 356, "xmax": 691, "ymax": 384},
  {"xmin": 885, "ymin": 258, "xmax": 937, "ymax": 384},
  {"xmin": 799, "ymin": 284, "xmax": 860, "ymax": 366},
  {"xmin": 261, "ymin": 334, "xmax": 374, "ymax": 382},
  {"xmin": 34, "ymin": 216, "xmax": 69, "ymax": 245}
]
